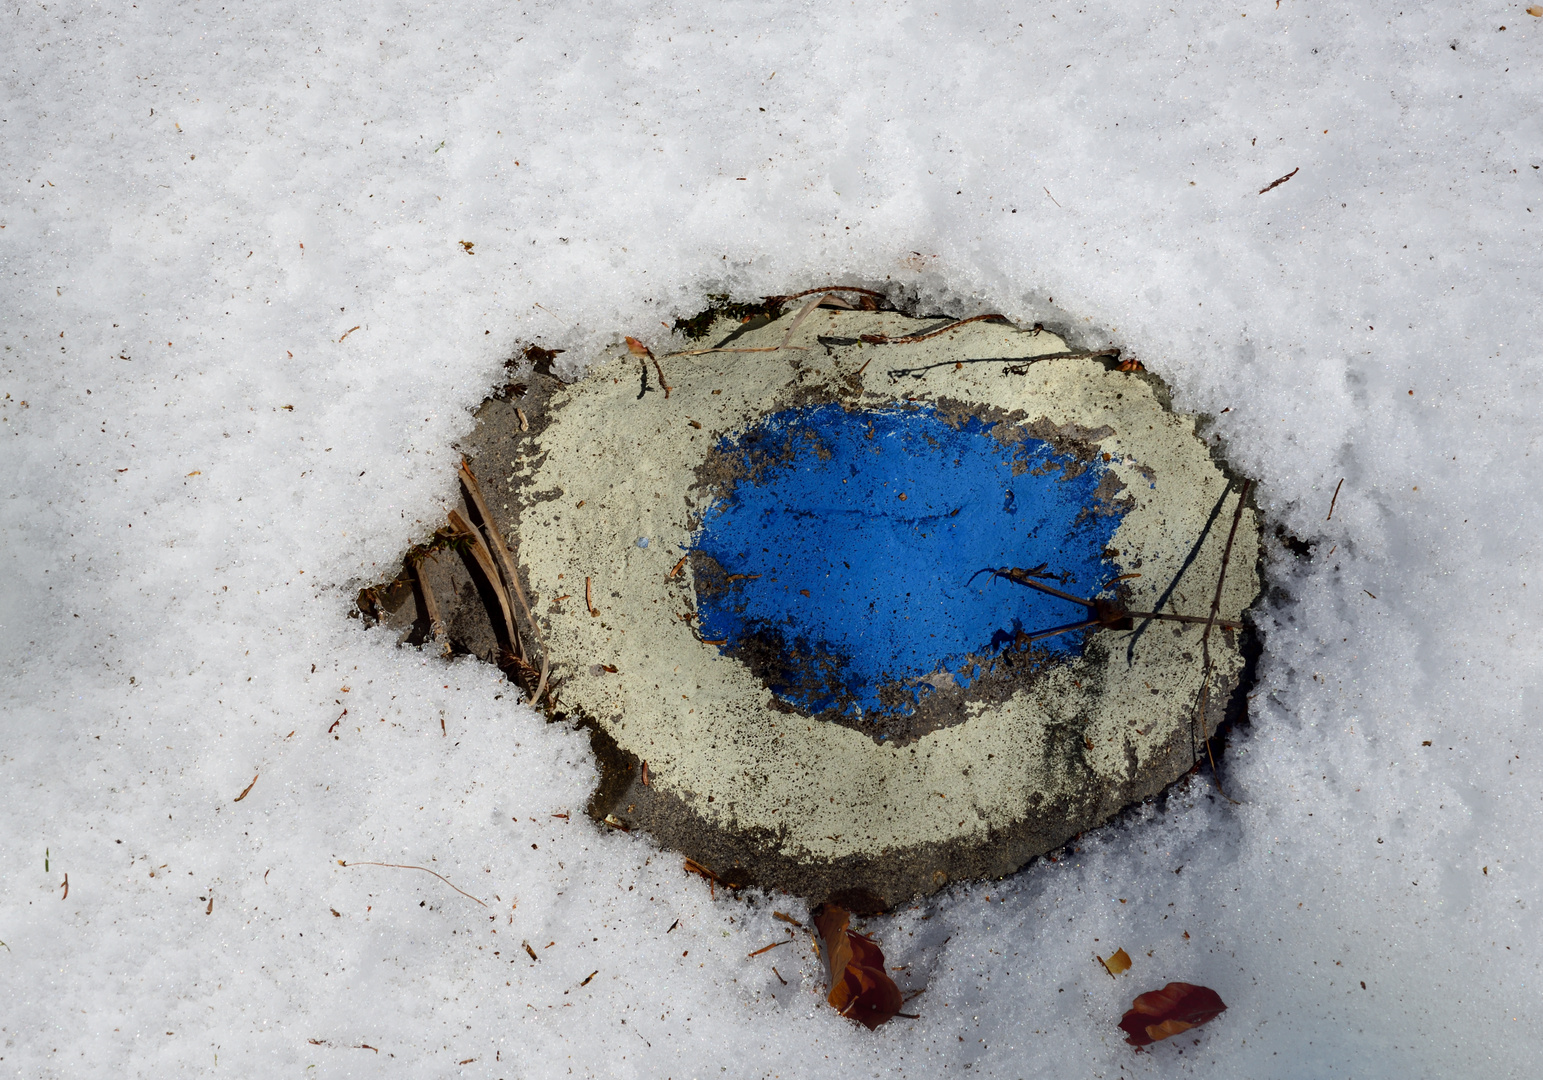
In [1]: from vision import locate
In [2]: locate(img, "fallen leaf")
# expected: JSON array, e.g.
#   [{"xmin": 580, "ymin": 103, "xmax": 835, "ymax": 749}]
[
  {"xmin": 813, "ymin": 904, "xmax": 903, "ymax": 1030},
  {"xmin": 624, "ymin": 335, "xmax": 654, "ymax": 359},
  {"xmin": 1529, "ymin": 6, "xmax": 1542, "ymax": 15},
  {"xmin": 1118, "ymin": 982, "xmax": 1227, "ymax": 1046},
  {"xmin": 1100, "ymin": 947, "xmax": 1132, "ymax": 976},
  {"xmin": 233, "ymin": 773, "xmax": 259, "ymax": 802}
]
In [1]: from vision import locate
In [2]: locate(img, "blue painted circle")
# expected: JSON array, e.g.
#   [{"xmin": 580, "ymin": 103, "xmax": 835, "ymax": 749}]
[{"xmin": 690, "ymin": 403, "xmax": 1128, "ymax": 721}]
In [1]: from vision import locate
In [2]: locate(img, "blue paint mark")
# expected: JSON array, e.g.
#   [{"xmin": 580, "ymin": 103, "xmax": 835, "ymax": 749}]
[{"xmin": 691, "ymin": 404, "xmax": 1128, "ymax": 719}]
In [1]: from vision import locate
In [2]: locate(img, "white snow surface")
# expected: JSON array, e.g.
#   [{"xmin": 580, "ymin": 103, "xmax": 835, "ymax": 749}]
[{"xmin": 3, "ymin": 2, "xmax": 1541, "ymax": 1076}]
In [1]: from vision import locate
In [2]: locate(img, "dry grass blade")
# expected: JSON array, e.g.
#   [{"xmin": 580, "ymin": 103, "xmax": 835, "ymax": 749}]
[
  {"xmin": 412, "ymin": 556, "xmax": 451, "ymax": 656},
  {"xmin": 337, "ymin": 859, "xmax": 487, "ymax": 907},
  {"xmin": 770, "ymin": 285, "xmax": 885, "ymax": 303},
  {"xmin": 528, "ymin": 652, "xmax": 551, "ymax": 707},
  {"xmin": 447, "ymin": 508, "xmax": 521, "ymax": 657},
  {"xmin": 459, "ymin": 460, "xmax": 541, "ymax": 650},
  {"xmin": 778, "ymin": 292, "xmax": 836, "ymax": 350},
  {"xmin": 233, "ymin": 773, "xmax": 259, "ymax": 802},
  {"xmin": 860, "ymin": 312, "xmax": 1008, "ymax": 345}
]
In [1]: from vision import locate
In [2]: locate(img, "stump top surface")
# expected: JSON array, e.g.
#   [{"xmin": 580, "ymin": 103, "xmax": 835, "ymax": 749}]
[{"xmin": 502, "ymin": 308, "xmax": 1258, "ymax": 905}]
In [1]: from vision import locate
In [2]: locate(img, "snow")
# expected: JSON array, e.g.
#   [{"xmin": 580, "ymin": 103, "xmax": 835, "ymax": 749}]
[{"xmin": 2, "ymin": 2, "xmax": 1540, "ymax": 1076}]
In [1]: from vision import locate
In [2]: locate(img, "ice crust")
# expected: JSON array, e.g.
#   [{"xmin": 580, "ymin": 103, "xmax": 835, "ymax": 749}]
[{"xmin": 2, "ymin": 3, "xmax": 1540, "ymax": 1077}]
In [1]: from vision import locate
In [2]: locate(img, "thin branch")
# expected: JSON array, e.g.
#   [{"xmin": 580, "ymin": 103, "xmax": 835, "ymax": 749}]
[
  {"xmin": 748, "ymin": 939, "xmax": 791, "ymax": 958},
  {"xmin": 1326, "ymin": 477, "xmax": 1344, "ymax": 521},
  {"xmin": 971, "ymin": 568, "xmax": 1092, "ymax": 607},
  {"xmin": 338, "ymin": 860, "xmax": 487, "ymax": 907},
  {"xmin": 664, "ymin": 345, "xmax": 809, "ymax": 357},
  {"xmin": 1020, "ymin": 618, "xmax": 1101, "ymax": 644}
]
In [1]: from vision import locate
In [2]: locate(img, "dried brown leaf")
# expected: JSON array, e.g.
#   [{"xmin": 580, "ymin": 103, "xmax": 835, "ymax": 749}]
[
  {"xmin": 813, "ymin": 904, "xmax": 903, "ymax": 1030},
  {"xmin": 1100, "ymin": 947, "xmax": 1132, "ymax": 976},
  {"xmin": 1118, "ymin": 982, "xmax": 1227, "ymax": 1046}
]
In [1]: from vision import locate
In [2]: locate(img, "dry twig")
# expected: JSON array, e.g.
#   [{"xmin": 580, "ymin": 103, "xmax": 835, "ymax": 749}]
[
  {"xmin": 748, "ymin": 939, "xmax": 791, "ymax": 958},
  {"xmin": 626, "ymin": 337, "xmax": 673, "ymax": 397},
  {"xmin": 1258, "ymin": 167, "xmax": 1299, "ymax": 195}
]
